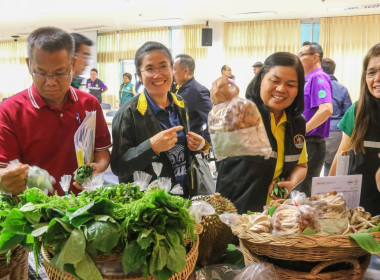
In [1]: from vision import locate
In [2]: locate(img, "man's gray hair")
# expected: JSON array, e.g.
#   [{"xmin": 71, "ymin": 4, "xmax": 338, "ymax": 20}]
[
  {"xmin": 27, "ymin": 27, "xmax": 74, "ymax": 61},
  {"xmin": 175, "ymin": 54, "xmax": 195, "ymax": 75}
]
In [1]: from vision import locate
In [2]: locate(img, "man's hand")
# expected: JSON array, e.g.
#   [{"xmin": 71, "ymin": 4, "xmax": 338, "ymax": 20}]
[
  {"xmin": 150, "ymin": 126, "xmax": 184, "ymax": 154},
  {"xmin": 0, "ymin": 163, "xmax": 29, "ymax": 195},
  {"xmin": 186, "ymin": 132, "xmax": 206, "ymax": 151}
]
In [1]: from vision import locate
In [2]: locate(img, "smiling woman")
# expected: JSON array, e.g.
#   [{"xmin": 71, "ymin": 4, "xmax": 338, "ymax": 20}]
[
  {"xmin": 216, "ymin": 52, "xmax": 308, "ymax": 214},
  {"xmin": 329, "ymin": 43, "xmax": 380, "ymax": 216},
  {"xmin": 111, "ymin": 41, "xmax": 209, "ymax": 197}
]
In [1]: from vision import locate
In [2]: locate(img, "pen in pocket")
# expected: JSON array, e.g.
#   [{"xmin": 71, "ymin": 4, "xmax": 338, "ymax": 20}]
[{"xmin": 76, "ymin": 113, "xmax": 81, "ymax": 124}]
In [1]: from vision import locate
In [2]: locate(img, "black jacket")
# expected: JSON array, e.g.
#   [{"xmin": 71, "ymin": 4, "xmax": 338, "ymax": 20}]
[
  {"xmin": 216, "ymin": 101, "xmax": 306, "ymax": 214},
  {"xmin": 177, "ymin": 77, "xmax": 212, "ymax": 143},
  {"xmin": 111, "ymin": 91, "xmax": 193, "ymax": 195}
]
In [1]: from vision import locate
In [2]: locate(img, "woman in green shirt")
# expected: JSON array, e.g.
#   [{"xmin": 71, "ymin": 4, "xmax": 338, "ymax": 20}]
[
  {"xmin": 329, "ymin": 43, "xmax": 380, "ymax": 215},
  {"xmin": 119, "ymin": 72, "xmax": 136, "ymax": 106}
]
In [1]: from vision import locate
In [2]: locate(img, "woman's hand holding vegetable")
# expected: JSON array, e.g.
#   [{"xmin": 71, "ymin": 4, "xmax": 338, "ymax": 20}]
[
  {"xmin": 0, "ymin": 163, "xmax": 29, "ymax": 195},
  {"xmin": 268, "ymin": 177, "xmax": 294, "ymax": 200},
  {"xmin": 186, "ymin": 131, "xmax": 205, "ymax": 151},
  {"xmin": 150, "ymin": 126, "xmax": 184, "ymax": 154}
]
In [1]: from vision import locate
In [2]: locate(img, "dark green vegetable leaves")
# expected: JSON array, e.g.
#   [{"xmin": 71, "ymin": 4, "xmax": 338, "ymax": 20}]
[
  {"xmin": 73, "ymin": 165, "xmax": 94, "ymax": 185},
  {"xmin": 271, "ymin": 177, "xmax": 288, "ymax": 198}
]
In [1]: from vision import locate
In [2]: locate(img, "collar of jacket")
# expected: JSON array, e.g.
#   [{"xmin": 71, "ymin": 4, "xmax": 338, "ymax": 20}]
[
  {"xmin": 137, "ymin": 91, "xmax": 185, "ymax": 115},
  {"xmin": 178, "ymin": 76, "xmax": 194, "ymax": 89}
]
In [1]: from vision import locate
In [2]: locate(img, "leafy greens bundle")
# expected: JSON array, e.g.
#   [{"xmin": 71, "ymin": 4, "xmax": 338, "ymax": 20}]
[{"xmin": 0, "ymin": 184, "xmax": 195, "ymax": 280}]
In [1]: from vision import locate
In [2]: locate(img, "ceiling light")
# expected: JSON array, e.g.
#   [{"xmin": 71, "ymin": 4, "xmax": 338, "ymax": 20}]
[
  {"xmin": 328, "ymin": 3, "xmax": 380, "ymax": 11},
  {"xmin": 72, "ymin": 25, "xmax": 107, "ymax": 31},
  {"xmin": 137, "ymin": 18, "xmax": 184, "ymax": 26},
  {"xmin": 223, "ymin": 11, "xmax": 277, "ymax": 19}
]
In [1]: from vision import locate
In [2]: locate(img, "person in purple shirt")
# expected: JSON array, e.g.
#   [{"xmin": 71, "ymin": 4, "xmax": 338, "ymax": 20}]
[
  {"xmin": 296, "ymin": 42, "xmax": 333, "ymax": 196},
  {"xmin": 321, "ymin": 58, "xmax": 352, "ymax": 175}
]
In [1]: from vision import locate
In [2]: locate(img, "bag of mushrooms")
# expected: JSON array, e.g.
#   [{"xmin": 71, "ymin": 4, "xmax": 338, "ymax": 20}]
[{"xmin": 208, "ymin": 77, "xmax": 272, "ymax": 160}]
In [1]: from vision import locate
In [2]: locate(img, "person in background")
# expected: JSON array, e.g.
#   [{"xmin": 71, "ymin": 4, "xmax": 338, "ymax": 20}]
[
  {"xmin": 252, "ymin": 61, "xmax": 263, "ymax": 75},
  {"xmin": 119, "ymin": 72, "xmax": 136, "ymax": 106},
  {"xmin": 221, "ymin": 64, "xmax": 232, "ymax": 78},
  {"xmin": 111, "ymin": 41, "xmax": 209, "ymax": 197},
  {"xmin": 329, "ymin": 43, "xmax": 380, "ymax": 215},
  {"xmin": 295, "ymin": 41, "xmax": 333, "ymax": 196},
  {"xmin": 230, "ymin": 74, "xmax": 236, "ymax": 81},
  {"xmin": 173, "ymin": 54, "xmax": 212, "ymax": 143},
  {"xmin": 0, "ymin": 27, "xmax": 111, "ymax": 196},
  {"xmin": 86, "ymin": 68, "xmax": 108, "ymax": 103},
  {"xmin": 321, "ymin": 58, "xmax": 352, "ymax": 175},
  {"xmin": 70, "ymin": 33, "xmax": 93, "ymax": 89},
  {"xmin": 217, "ymin": 52, "xmax": 307, "ymax": 214}
]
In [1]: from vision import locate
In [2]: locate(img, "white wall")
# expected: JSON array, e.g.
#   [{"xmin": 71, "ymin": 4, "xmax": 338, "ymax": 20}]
[
  {"xmin": 194, "ymin": 22, "xmax": 226, "ymax": 91},
  {"xmin": 193, "ymin": 22, "xmax": 256, "ymax": 98}
]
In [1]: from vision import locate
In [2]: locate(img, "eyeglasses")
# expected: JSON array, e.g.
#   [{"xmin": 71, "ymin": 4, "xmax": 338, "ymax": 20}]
[
  {"xmin": 140, "ymin": 64, "xmax": 170, "ymax": 76},
  {"xmin": 298, "ymin": 52, "xmax": 316, "ymax": 58},
  {"xmin": 366, "ymin": 68, "xmax": 380, "ymax": 78},
  {"xmin": 75, "ymin": 53, "xmax": 91, "ymax": 62},
  {"xmin": 32, "ymin": 68, "xmax": 72, "ymax": 82}
]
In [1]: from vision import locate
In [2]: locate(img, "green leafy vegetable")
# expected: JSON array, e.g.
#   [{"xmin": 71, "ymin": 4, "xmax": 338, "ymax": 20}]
[
  {"xmin": 73, "ymin": 165, "xmax": 94, "ymax": 185},
  {"xmin": 349, "ymin": 233, "xmax": 380, "ymax": 254},
  {"xmin": 271, "ymin": 177, "xmax": 288, "ymax": 198},
  {"xmin": 302, "ymin": 228, "xmax": 318, "ymax": 235},
  {"xmin": 0, "ymin": 185, "xmax": 194, "ymax": 280},
  {"xmin": 268, "ymin": 205, "xmax": 277, "ymax": 217}
]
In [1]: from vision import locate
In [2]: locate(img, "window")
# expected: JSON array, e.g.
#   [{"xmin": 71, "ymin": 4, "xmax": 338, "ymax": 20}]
[{"xmin": 301, "ymin": 22, "xmax": 320, "ymax": 44}]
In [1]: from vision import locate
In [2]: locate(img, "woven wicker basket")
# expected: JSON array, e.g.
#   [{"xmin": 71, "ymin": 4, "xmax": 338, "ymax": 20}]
[
  {"xmin": 42, "ymin": 236, "xmax": 199, "ymax": 280},
  {"xmin": 0, "ymin": 245, "xmax": 29, "ymax": 280},
  {"xmin": 240, "ymin": 241, "xmax": 371, "ymax": 280},
  {"xmin": 233, "ymin": 227, "xmax": 380, "ymax": 262}
]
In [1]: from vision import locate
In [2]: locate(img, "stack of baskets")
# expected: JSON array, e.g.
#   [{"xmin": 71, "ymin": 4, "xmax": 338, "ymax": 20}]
[
  {"xmin": 42, "ymin": 236, "xmax": 199, "ymax": 280},
  {"xmin": 233, "ymin": 228, "xmax": 380, "ymax": 280},
  {"xmin": 0, "ymin": 245, "xmax": 29, "ymax": 280}
]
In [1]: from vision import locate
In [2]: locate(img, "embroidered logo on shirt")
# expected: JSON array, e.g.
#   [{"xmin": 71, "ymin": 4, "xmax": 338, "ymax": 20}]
[
  {"xmin": 294, "ymin": 134, "xmax": 305, "ymax": 149},
  {"xmin": 318, "ymin": 89, "xmax": 327, "ymax": 98},
  {"xmin": 317, "ymin": 78, "xmax": 325, "ymax": 84}
]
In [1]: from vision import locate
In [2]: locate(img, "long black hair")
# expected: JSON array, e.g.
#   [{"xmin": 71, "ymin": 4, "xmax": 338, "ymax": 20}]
[{"xmin": 246, "ymin": 52, "xmax": 305, "ymax": 119}]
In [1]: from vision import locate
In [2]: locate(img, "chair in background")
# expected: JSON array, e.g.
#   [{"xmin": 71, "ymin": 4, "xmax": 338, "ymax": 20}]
[
  {"xmin": 106, "ymin": 110, "xmax": 117, "ymax": 117},
  {"xmin": 100, "ymin": 103, "xmax": 111, "ymax": 110}
]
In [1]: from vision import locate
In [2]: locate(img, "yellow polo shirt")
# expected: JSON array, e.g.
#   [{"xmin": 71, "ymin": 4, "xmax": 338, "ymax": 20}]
[{"xmin": 266, "ymin": 112, "xmax": 307, "ymax": 204}]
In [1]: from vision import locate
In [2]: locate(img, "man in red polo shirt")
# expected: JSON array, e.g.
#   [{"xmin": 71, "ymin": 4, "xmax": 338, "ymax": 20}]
[{"xmin": 0, "ymin": 27, "xmax": 111, "ymax": 196}]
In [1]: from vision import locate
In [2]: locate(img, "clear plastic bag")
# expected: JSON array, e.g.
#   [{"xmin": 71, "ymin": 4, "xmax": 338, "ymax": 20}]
[
  {"xmin": 132, "ymin": 171, "xmax": 152, "ymax": 191},
  {"xmin": 208, "ymin": 97, "xmax": 272, "ymax": 160},
  {"xmin": 8, "ymin": 159, "xmax": 55, "ymax": 192},
  {"xmin": 82, "ymin": 172, "xmax": 104, "ymax": 192},
  {"xmin": 152, "ymin": 162, "xmax": 163, "ymax": 179},
  {"xmin": 148, "ymin": 177, "xmax": 172, "ymax": 193},
  {"xmin": 272, "ymin": 204, "xmax": 320, "ymax": 235},
  {"xmin": 170, "ymin": 184, "xmax": 184, "ymax": 195},
  {"xmin": 233, "ymin": 262, "xmax": 277, "ymax": 280},
  {"xmin": 195, "ymin": 264, "xmax": 241, "ymax": 280},
  {"xmin": 308, "ymin": 191, "xmax": 349, "ymax": 235},
  {"xmin": 189, "ymin": 200, "xmax": 215, "ymax": 223},
  {"xmin": 219, "ymin": 213, "xmax": 242, "ymax": 228},
  {"xmin": 59, "ymin": 175, "xmax": 72, "ymax": 196}
]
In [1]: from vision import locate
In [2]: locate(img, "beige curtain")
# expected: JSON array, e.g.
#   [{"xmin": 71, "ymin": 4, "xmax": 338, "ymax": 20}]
[
  {"xmin": 119, "ymin": 28, "xmax": 170, "ymax": 59},
  {"xmin": 0, "ymin": 40, "xmax": 31, "ymax": 100},
  {"xmin": 97, "ymin": 32, "xmax": 119, "ymax": 107},
  {"xmin": 98, "ymin": 28, "xmax": 170, "ymax": 107},
  {"xmin": 320, "ymin": 15, "xmax": 380, "ymax": 102},
  {"xmin": 180, "ymin": 25, "xmax": 208, "ymax": 60},
  {"xmin": 224, "ymin": 20, "xmax": 300, "ymax": 96}
]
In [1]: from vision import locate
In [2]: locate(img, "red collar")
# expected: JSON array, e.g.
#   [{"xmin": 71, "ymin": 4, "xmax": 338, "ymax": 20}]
[{"xmin": 28, "ymin": 84, "xmax": 78, "ymax": 109}]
